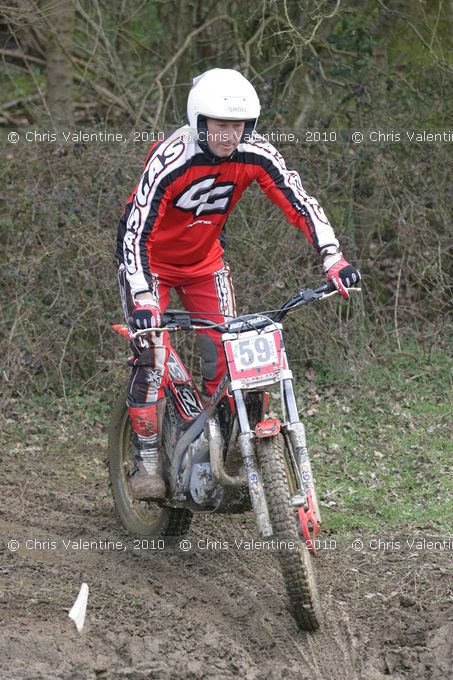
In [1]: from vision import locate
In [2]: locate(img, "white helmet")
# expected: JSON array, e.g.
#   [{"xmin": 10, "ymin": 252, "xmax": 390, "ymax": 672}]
[{"xmin": 187, "ymin": 68, "xmax": 260, "ymax": 132}]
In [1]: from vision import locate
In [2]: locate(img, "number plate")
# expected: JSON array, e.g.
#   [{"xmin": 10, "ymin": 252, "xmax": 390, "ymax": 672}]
[{"xmin": 223, "ymin": 329, "xmax": 285, "ymax": 386}]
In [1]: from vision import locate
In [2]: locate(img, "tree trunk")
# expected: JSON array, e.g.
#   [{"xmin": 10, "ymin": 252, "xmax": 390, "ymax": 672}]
[{"xmin": 45, "ymin": 0, "xmax": 74, "ymax": 128}]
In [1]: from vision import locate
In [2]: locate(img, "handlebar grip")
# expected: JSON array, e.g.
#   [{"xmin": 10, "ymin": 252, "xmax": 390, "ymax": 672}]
[{"xmin": 312, "ymin": 281, "xmax": 336, "ymax": 295}]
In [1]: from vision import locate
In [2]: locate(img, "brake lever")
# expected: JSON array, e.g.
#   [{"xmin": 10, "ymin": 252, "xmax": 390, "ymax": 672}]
[
  {"xmin": 320, "ymin": 286, "xmax": 361, "ymax": 300},
  {"xmin": 131, "ymin": 327, "xmax": 167, "ymax": 339},
  {"xmin": 288, "ymin": 286, "xmax": 361, "ymax": 312}
]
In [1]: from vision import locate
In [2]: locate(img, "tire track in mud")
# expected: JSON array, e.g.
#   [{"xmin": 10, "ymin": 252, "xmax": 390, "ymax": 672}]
[
  {"xmin": 1, "ymin": 438, "xmax": 451, "ymax": 679},
  {"xmin": 1, "ymin": 512, "xmax": 361, "ymax": 680},
  {"xmin": 190, "ymin": 515, "xmax": 365, "ymax": 680}
]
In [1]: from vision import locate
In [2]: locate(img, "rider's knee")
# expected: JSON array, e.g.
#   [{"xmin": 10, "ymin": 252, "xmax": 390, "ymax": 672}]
[{"xmin": 196, "ymin": 334, "xmax": 218, "ymax": 380}]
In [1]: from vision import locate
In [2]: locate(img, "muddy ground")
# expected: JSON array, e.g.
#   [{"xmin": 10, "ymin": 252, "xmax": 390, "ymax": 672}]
[{"xmin": 1, "ymin": 416, "xmax": 452, "ymax": 680}]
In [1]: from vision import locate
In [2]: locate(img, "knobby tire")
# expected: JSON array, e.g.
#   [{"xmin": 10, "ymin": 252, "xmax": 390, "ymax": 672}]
[
  {"xmin": 108, "ymin": 391, "xmax": 192, "ymax": 539},
  {"xmin": 256, "ymin": 434, "xmax": 321, "ymax": 631}
]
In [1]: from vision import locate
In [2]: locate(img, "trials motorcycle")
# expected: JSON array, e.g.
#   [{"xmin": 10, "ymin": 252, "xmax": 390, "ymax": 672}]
[{"xmin": 109, "ymin": 281, "xmax": 357, "ymax": 631}]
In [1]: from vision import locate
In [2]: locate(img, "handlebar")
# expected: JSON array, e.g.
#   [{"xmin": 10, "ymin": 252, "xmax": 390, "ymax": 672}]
[{"xmin": 131, "ymin": 282, "xmax": 361, "ymax": 339}]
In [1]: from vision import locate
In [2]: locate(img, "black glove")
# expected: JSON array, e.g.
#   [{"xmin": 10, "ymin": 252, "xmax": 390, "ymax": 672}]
[
  {"xmin": 325, "ymin": 255, "xmax": 361, "ymax": 299},
  {"xmin": 130, "ymin": 303, "xmax": 160, "ymax": 330}
]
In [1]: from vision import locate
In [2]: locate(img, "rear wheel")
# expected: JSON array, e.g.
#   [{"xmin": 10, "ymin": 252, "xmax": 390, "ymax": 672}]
[
  {"xmin": 108, "ymin": 391, "xmax": 192, "ymax": 538},
  {"xmin": 256, "ymin": 434, "xmax": 321, "ymax": 631}
]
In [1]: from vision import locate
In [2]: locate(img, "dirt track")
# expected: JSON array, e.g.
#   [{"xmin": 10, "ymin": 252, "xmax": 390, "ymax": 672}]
[{"xmin": 1, "ymin": 419, "xmax": 452, "ymax": 679}]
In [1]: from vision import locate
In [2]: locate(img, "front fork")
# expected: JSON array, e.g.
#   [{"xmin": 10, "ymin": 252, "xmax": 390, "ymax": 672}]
[
  {"xmin": 234, "ymin": 389, "xmax": 273, "ymax": 537},
  {"xmin": 214, "ymin": 377, "xmax": 320, "ymax": 539},
  {"xmin": 234, "ymin": 378, "xmax": 321, "ymax": 540},
  {"xmin": 281, "ymin": 378, "xmax": 321, "ymax": 524}
]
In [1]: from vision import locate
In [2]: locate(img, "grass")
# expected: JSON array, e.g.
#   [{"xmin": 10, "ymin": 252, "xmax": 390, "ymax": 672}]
[
  {"xmin": 301, "ymin": 348, "xmax": 453, "ymax": 533},
  {"xmin": 2, "ymin": 345, "xmax": 452, "ymax": 535},
  {"xmin": 1, "ymin": 391, "xmax": 111, "ymax": 493}
]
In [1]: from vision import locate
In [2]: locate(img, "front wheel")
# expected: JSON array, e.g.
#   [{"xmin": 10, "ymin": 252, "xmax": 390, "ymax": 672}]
[
  {"xmin": 108, "ymin": 391, "xmax": 192, "ymax": 538},
  {"xmin": 256, "ymin": 434, "xmax": 321, "ymax": 631}
]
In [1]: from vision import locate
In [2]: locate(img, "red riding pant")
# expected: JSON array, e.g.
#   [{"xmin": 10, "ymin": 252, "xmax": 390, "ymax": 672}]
[{"xmin": 118, "ymin": 262, "xmax": 236, "ymax": 409}]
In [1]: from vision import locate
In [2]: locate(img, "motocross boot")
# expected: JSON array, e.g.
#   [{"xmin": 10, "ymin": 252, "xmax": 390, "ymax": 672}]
[{"xmin": 128, "ymin": 402, "xmax": 166, "ymax": 501}]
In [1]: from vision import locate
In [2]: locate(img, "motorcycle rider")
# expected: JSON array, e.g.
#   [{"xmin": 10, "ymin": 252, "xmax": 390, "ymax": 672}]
[{"xmin": 116, "ymin": 68, "xmax": 360, "ymax": 501}]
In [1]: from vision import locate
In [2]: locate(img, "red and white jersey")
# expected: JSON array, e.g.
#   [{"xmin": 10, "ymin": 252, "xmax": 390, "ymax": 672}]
[{"xmin": 117, "ymin": 126, "xmax": 340, "ymax": 297}]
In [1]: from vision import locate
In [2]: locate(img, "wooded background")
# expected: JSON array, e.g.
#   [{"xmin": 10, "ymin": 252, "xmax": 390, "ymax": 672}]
[{"xmin": 1, "ymin": 0, "xmax": 452, "ymax": 404}]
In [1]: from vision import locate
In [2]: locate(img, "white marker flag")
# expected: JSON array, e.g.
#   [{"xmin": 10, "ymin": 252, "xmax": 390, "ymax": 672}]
[{"xmin": 68, "ymin": 582, "xmax": 89, "ymax": 633}]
